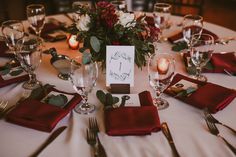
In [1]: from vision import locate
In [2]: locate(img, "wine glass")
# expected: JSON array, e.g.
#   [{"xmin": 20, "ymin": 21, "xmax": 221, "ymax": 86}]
[
  {"xmin": 190, "ymin": 33, "xmax": 214, "ymax": 82},
  {"xmin": 70, "ymin": 56, "xmax": 98, "ymax": 114},
  {"xmin": 1, "ymin": 20, "xmax": 25, "ymax": 56},
  {"xmin": 148, "ymin": 53, "xmax": 175, "ymax": 110},
  {"xmin": 182, "ymin": 14, "xmax": 203, "ymax": 51},
  {"xmin": 111, "ymin": 0, "xmax": 128, "ymax": 12},
  {"xmin": 72, "ymin": 1, "xmax": 90, "ymax": 22},
  {"xmin": 26, "ymin": 4, "xmax": 45, "ymax": 37},
  {"xmin": 16, "ymin": 35, "xmax": 42, "ymax": 90},
  {"xmin": 153, "ymin": 3, "xmax": 171, "ymax": 42}
]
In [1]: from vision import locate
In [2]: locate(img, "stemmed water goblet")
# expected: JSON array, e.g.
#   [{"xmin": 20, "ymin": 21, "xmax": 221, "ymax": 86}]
[
  {"xmin": 182, "ymin": 14, "xmax": 203, "ymax": 51},
  {"xmin": 190, "ymin": 33, "xmax": 214, "ymax": 82},
  {"xmin": 148, "ymin": 53, "xmax": 175, "ymax": 110},
  {"xmin": 70, "ymin": 56, "xmax": 98, "ymax": 114},
  {"xmin": 1, "ymin": 20, "xmax": 25, "ymax": 57},
  {"xmin": 153, "ymin": 2, "xmax": 171, "ymax": 42},
  {"xmin": 16, "ymin": 35, "xmax": 43, "ymax": 90},
  {"xmin": 26, "ymin": 4, "xmax": 45, "ymax": 37},
  {"xmin": 111, "ymin": 0, "xmax": 128, "ymax": 12}
]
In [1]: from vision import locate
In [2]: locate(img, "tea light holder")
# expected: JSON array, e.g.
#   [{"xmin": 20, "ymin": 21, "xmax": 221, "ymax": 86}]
[
  {"xmin": 157, "ymin": 58, "xmax": 169, "ymax": 74},
  {"xmin": 68, "ymin": 34, "xmax": 79, "ymax": 50}
]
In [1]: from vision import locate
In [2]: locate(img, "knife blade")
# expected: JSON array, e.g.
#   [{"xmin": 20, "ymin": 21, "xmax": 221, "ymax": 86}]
[
  {"xmin": 30, "ymin": 126, "xmax": 67, "ymax": 157},
  {"xmin": 161, "ymin": 122, "xmax": 181, "ymax": 157}
]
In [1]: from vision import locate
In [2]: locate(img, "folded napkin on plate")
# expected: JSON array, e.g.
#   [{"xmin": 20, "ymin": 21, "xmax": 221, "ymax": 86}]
[
  {"xmin": 6, "ymin": 88, "xmax": 82, "ymax": 132},
  {"xmin": 165, "ymin": 73, "xmax": 236, "ymax": 113},
  {"xmin": 168, "ymin": 26, "xmax": 219, "ymax": 43},
  {"xmin": 183, "ymin": 52, "xmax": 236, "ymax": 74},
  {"xmin": 0, "ymin": 41, "xmax": 14, "ymax": 58},
  {"xmin": 0, "ymin": 63, "xmax": 29, "ymax": 88},
  {"xmin": 105, "ymin": 91, "xmax": 161, "ymax": 136}
]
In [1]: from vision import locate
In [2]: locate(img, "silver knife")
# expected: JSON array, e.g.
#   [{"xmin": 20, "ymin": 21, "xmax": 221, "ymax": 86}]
[
  {"xmin": 30, "ymin": 126, "xmax": 67, "ymax": 157},
  {"xmin": 161, "ymin": 122, "xmax": 181, "ymax": 157}
]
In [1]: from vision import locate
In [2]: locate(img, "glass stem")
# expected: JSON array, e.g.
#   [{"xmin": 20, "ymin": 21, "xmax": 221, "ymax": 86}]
[
  {"xmin": 154, "ymin": 86, "xmax": 162, "ymax": 100},
  {"xmin": 80, "ymin": 91, "xmax": 90, "ymax": 107},
  {"xmin": 28, "ymin": 72, "xmax": 36, "ymax": 84},
  {"xmin": 196, "ymin": 66, "xmax": 202, "ymax": 78}
]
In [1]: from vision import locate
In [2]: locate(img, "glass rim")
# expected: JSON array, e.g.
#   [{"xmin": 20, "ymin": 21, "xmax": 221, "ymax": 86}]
[
  {"xmin": 26, "ymin": 4, "xmax": 45, "ymax": 10},
  {"xmin": 154, "ymin": 3, "xmax": 172, "ymax": 9},
  {"xmin": 183, "ymin": 14, "xmax": 203, "ymax": 22}
]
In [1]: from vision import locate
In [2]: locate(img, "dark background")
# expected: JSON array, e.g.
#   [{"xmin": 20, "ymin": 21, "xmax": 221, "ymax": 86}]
[{"xmin": 0, "ymin": 0, "xmax": 236, "ymax": 31}]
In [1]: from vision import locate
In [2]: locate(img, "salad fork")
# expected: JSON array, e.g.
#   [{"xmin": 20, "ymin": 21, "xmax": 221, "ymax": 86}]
[
  {"xmin": 205, "ymin": 119, "xmax": 236, "ymax": 155},
  {"xmin": 89, "ymin": 117, "xmax": 107, "ymax": 157},
  {"xmin": 86, "ymin": 129, "xmax": 99, "ymax": 157},
  {"xmin": 204, "ymin": 109, "xmax": 236, "ymax": 134}
]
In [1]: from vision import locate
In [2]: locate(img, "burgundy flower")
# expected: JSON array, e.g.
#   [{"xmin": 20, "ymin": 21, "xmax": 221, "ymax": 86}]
[
  {"xmin": 97, "ymin": 1, "xmax": 118, "ymax": 28},
  {"xmin": 149, "ymin": 26, "xmax": 160, "ymax": 42},
  {"xmin": 112, "ymin": 41, "xmax": 120, "ymax": 45}
]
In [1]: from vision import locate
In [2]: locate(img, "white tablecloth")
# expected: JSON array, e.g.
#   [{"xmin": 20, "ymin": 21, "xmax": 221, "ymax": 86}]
[{"xmin": 0, "ymin": 14, "xmax": 236, "ymax": 157}]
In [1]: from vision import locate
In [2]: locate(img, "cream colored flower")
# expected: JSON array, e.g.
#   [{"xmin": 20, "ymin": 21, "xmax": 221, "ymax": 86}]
[
  {"xmin": 117, "ymin": 11, "xmax": 135, "ymax": 27},
  {"xmin": 76, "ymin": 14, "xmax": 91, "ymax": 31}
]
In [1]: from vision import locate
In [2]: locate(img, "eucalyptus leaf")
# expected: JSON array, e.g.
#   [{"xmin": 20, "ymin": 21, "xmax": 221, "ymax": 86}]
[
  {"xmin": 90, "ymin": 36, "xmax": 100, "ymax": 53},
  {"xmin": 0, "ymin": 64, "xmax": 11, "ymax": 75},
  {"xmin": 10, "ymin": 69, "xmax": 23, "ymax": 76},
  {"xmin": 96, "ymin": 90, "xmax": 106, "ymax": 104},
  {"xmin": 175, "ymin": 87, "xmax": 197, "ymax": 97},
  {"xmin": 172, "ymin": 41, "xmax": 188, "ymax": 52},
  {"xmin": 47, "ymin": 94, "xmax": 68, "ymax": 107},
  {"xmin": 106, "ymin": 93, "xmax": 113, "ymax": 106},
  {"xmin": 28, "ymin": 84, "xmax": 55, "ymax": 99},
  {"xmin": 82, "ymin": 52, "xmax": 92, "ymax": 64},
  {"xmin": 113, "ymin": 97, "xmax": 119, "ymax": 104}
]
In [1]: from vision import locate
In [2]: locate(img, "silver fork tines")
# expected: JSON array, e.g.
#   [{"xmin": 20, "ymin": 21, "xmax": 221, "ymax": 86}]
[
  {"xmin": 204, "ymin": 109, "xmax": 236, "ymax": 134},
  {"xmin": 205, "ymin": 119, "xmax": 236, "ymax": 155},
  {"xmin": 86, "ymin": 129, "xmax": 98, "ymax": 157},
  {"xmin": 89, "ymin": 117, "xmax": 99, "ymax": 133}
]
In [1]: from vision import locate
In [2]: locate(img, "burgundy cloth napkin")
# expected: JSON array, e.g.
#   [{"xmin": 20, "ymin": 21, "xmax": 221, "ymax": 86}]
[
  {"xmin": 168, "ymin": 25, "xmax": 219, "ymax": 43},
  {"xmin": 165, "ymin": 73, "xmax": 236, "ymax": 113},
  {"xmin": 104, "ymin": 91, "xmax": 161, "ymax": 136},
  {"xmin": 183, "ymin": 52, "xmax": 236, "ymax": 74},
  {"xmin": 6, "ymin": 88, "xmax": 82, "ymax": 132},
  {"xmin": 0, "ymin": 41, "xmax": 14, "ymax": 58}
]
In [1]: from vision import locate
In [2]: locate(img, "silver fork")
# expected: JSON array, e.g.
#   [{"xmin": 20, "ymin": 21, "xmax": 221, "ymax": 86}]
[
  {"xmin": 0, "ymin": 100, "xmax": 8, "ymax": 116},
  {"xmin": 86, "ymin": 129, "xmax": 99, "ymax": 157},
  {"xmin": 204, "ymin": 109, "xmax": 236, "ymax": 134},
  {"xmin": 89, "ymin": 117, "xmax": 107, "ymax": 157},
  {"xmin": 205, "ymin": 119, "xmax": 236, "ymax": 155}
]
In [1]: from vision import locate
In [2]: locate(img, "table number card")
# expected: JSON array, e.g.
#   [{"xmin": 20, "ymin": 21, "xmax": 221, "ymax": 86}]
[{"xmin": 106, "ymin": 46, "xmax": 135, "ymax": 87}]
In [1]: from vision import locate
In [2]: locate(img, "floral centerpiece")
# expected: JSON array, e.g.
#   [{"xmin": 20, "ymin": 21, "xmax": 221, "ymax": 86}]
[{"xmin": 68, "ymin": 1, "xmax": 159, "ymax": 69}]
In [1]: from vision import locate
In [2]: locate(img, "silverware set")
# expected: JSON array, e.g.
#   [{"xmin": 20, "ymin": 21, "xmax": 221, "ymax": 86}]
[
  {"xmin": 87, "ymin": 117, "xmax": 107, "ymax": 157},
  {"xmin": 204, "ymin": 110, "xmax": 236, "ymax": 155}
]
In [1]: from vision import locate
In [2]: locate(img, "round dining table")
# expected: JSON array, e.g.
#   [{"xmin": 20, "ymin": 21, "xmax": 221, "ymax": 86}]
[{"xmin": 0, "ymin": 13, "xmax": 236, "ymax": 157}]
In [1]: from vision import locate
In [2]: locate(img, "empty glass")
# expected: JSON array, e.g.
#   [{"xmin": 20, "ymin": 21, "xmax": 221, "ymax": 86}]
[
  {"xmin": 16, "ymin": 36, "xmax": 42, "ymax": 89},
  {"xmin": 148, "ymin": 53, "xmax": 175, "ymax": 110},
  {"xmin": 1, "ymin": 20, "xmax": 25, "ymax": 55},
  {"xmin": 182, "ymin": 14, "xmax": 203, "ymax": 50},
  {"xmin": 190, "ymin": 34, "xmax": 214, "ymax": 82},
  {"xmin": 72, "ymin": 1, "xmax": 90, "ymax": 22},
  {"xmin": 27, "ymin": 4, "xmax": 45, "ymax": 36},
  {"xmin": 70, "ymin": 57, "xmax": 98, "ymax": 114},
  {"xmin": 153, "ymin": 3, "xmax": 171, "ymax": 42},
  {"xmin": 111, "ymin": 0, "xmax": 128, "ymax": 12}
]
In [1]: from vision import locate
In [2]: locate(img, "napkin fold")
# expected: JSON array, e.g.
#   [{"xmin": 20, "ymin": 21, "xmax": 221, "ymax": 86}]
[
  {"xmin": 183, "ymin": 52, "xmax": 236, "ymax": 74},
  {"xmin": 6, "ymin": 88, "xmax": 82, "ymax": 132},
  {"xmin": 168, "ymin": 26, "xmax": 219, "ymax": 43},
  {"xmin": 104, "ymin": 91, "xmax": 161, "ymax": 136},
  {"xmin": 165, "ymin": 73, "xmax": 236, "ymax": 113},
  {"xmin": 0, "ymin": 41, "xmax": 14, "ymax": 58}
]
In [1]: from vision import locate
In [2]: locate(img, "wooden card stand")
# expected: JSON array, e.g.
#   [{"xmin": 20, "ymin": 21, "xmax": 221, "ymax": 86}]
[{"xmin": 109, "ymin": 84, "xmax": 130, "ymax": 94}]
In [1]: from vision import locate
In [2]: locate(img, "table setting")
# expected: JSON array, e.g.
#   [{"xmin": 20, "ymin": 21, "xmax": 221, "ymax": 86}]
[{"xmin": 0, "ymin": 1, "xmax": 236, "ymax": 157}]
